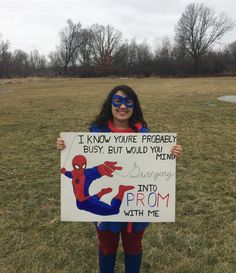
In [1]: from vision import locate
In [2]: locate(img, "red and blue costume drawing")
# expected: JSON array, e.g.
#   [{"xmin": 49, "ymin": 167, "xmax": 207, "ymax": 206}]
[
  {"xmin": 61, "ymin": 155, "xmax": 134, "ymax": 215},
  {"xmin": 90, "ymin": 121, "xmax": 149, "ymax": 232}
]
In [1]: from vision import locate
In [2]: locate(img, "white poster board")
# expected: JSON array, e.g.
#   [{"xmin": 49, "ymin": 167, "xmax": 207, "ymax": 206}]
[{"xmin": 61, "ymin": 133, "xmax": 176, "ymax": 222}]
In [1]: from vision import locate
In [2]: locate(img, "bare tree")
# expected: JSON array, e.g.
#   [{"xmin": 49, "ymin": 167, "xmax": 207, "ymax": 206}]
[
  {"xmin": 228, "ymin": 41, "xmax": 236, "ymax": 62},
  {"xmin": 113, "ymin": 39, "xmax": 138, "ymax": 68},
  {"xmin": 49, "ymin": 19, "xmax": 81, "ymax": 75},
  {"xmin": 155, "ymin": 38, "xmax": 173, "ymax": 59},
  {"xmin": 29, "ymin": 50, "xmax": 47, "ymax": 75},
  {"xmin": 11, "ymin": 49, "xmax": 29, "ymax": 76},
  {"xmin": 175, "ymin": 2, "xmax": 235, "ymax": 73},
  {"xmin": 0, "ymin": 35, "xmax": 11, "ymax": 77},
  {"xmin": 77, "ymin": 28, "xmax": 93, "ymax": 66},
  {"xmin": 113, "ymin": 39, "xmax": 138, "ymax": 75},
  {"xmin": 113, "ymin": 39, "xmax": 154, "ymax": 76},
  {"xmin": 48, "ymin": 48, "xmax": 65, "ymax": 75},
  {"xmin": 0, "ymin": 38, "xmax": 10, "ymax": 55},
  {"xmin": 90, "ymin": 24, "xmax": 122, "ymax": 71},
  {"xmin": 155, "ymin": 38, "xmax": 176, "ymax": 75},
  {"xmin": 136, "ymin": 41, "xmax": 152, "ymax": 64}
]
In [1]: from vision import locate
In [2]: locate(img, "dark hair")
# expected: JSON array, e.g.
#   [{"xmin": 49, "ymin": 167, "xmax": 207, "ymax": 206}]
[{"xmin": 90, "ymin": 85, "xmax": 148, "ymax": 131}]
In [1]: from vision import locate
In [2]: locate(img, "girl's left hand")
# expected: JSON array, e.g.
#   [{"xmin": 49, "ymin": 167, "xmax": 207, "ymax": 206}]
[{"xmin": 170, "ymin": 145, "xmax": 183, "ymax": 159}]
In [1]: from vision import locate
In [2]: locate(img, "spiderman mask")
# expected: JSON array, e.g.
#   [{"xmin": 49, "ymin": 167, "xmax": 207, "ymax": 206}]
[{"xmin": 72, "ymin": 155, "xmax": 87, "ymax": 175}]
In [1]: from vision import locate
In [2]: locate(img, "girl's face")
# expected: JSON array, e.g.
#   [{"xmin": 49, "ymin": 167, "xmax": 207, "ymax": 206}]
[{"xmin": 111, "ymin": 91, "xmax": 134, "ymax": 122}]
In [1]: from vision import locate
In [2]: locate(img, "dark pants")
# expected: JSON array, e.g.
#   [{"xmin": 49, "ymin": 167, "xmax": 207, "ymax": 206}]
[
  {"xmin": 97, "ymin": 227, "xmax": 144, "ymax": 273},
  {"xmin": 97, "ymin": 228, "xmax": 144, "ymax": 255}
]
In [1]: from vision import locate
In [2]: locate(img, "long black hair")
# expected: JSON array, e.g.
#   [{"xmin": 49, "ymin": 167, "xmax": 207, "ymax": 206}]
[{"xmin": 90, "ymin": 85, "xmax": 148, "ymax": 131}]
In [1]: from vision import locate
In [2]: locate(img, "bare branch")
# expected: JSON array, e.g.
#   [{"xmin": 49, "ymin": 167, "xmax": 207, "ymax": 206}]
[{"xmin": 175, "ymin": 2, "xmax": 235, "ymax": 72}]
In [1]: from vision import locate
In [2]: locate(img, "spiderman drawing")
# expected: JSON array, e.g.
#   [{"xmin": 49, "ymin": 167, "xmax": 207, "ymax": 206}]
[{"xmin": 61, "ymin": 155, "xmax": 134, "ymax": 215}]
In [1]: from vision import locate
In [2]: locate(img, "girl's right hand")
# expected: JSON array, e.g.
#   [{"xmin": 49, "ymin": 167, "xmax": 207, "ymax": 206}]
[{"xmin": 56, "ymin": 137, "xmax": 66, "ymax": 150}]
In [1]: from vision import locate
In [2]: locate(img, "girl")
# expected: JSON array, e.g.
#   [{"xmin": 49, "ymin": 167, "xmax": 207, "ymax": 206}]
[{"xmin": 57, "ymin": 85, "xmax": 183, "ymax": 273}]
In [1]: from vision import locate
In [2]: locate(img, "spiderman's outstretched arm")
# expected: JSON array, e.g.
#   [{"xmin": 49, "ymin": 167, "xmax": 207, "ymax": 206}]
[
  {"xmin": 60, "ymin": 168, "xmax": 73, "ymax": 178},
  {"xmin": 97, "ymin": 161, "xmax": 122, "ymax": 177},
  {"xmin": 84, "ymin": 162, "xmax": 122, "ymax": 187}
]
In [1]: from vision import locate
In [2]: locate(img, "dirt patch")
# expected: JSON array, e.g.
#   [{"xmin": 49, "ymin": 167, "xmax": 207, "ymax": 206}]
[{"xmin": 218, "ymin": 95, "xmax": 236, "ymax": 103}]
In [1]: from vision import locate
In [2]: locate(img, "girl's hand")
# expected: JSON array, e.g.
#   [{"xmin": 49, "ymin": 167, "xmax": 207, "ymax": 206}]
[
  {"xmin": 56, "ymin": 137, "xmax": 66, "ymax": 151},
  {"xmin": 170, "ymin": 145, "xmax": 183, "ymax": 159}
]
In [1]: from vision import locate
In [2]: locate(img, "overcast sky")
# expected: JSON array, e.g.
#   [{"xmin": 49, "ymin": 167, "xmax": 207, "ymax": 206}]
[{"xmin": 0, "ymin": 0, "xmax": 235, "ymax": 56}]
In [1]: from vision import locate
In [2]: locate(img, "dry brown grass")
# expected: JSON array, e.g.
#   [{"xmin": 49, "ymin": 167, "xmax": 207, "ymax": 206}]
[{"xmin": 0, "ymin": 77, "xmax": 236, "ymax": 273}]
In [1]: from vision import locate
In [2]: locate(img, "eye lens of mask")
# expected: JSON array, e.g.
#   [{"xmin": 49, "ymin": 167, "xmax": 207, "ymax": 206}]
[
  {"xmin": 126, "ymin": 99, "xmax": 133, "ymax": 105},
  {"xmin": 113, "ymin": 98, "xmax": 121, "ymax": 104}
]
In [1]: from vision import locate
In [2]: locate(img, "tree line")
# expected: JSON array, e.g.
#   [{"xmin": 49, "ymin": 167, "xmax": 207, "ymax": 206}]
[{"xmin": 0, "ymin": 3, "xmax": 235, "ymax": 78}]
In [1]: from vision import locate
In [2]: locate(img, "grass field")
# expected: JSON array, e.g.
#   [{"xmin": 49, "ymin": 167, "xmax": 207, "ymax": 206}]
[{"xmin": 0, "ymin": 77, "xmax": 236, "ymax": 273}]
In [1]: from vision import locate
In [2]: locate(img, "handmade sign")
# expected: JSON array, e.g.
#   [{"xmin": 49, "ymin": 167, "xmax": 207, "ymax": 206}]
[{"xmin": 61, "ymin": 132, "xmax": 176, "ymax": 222}]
